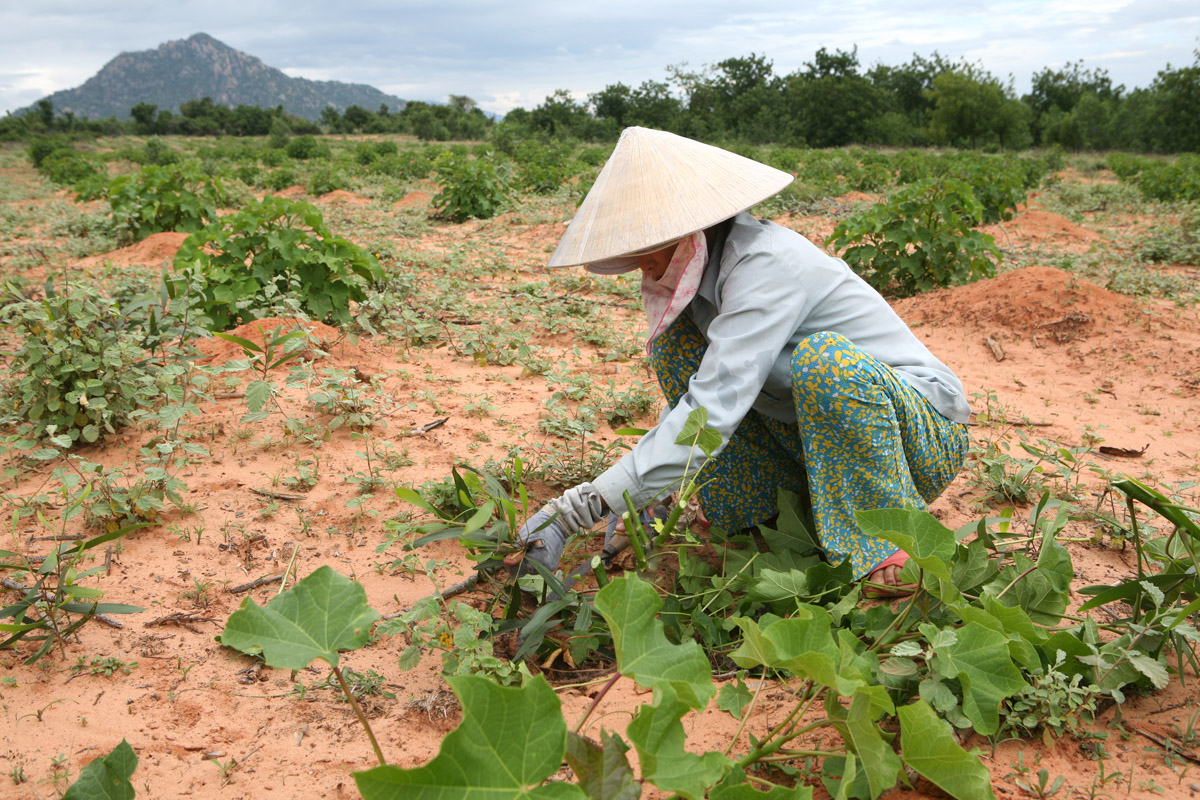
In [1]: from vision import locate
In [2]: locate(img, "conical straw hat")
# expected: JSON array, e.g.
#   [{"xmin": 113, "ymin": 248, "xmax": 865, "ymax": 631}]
[{"xmin": 548, "ymin": 127, "xmax": 793, "ymax": 269}]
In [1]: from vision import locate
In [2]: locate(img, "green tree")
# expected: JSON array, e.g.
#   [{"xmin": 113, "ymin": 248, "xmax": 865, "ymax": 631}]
[
  {"xmin": 926, "ymin": 68, "xmax": 1031, "ymax": 149},
  {"xmin": 130, "ymin": 102, "xmax": 159, "ymax": 135},
  {"xmin": 1143, "ymin": 51, "xmax": 1200, "ymax": 152},
  {"xmin": 786, "ymin": 47, "xmax": 886, "ymax": 147},
  {"xmin": 1024, "ymin": 60, "xmax": 1120, "ymax": 144}
]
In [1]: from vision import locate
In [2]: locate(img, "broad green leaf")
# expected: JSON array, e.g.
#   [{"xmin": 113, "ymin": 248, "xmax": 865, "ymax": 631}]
[
  {"xmin": 220, "ymin": 565, "xmax": 379, "ymax": 669},
  {"xmin": 898, "ymin": 701, "xmax": 995, "ymax": 800},
  {"xmin": 594, "ymin": 575, "xmax": 714, "ymax": 710},
  {"xmin": 747, "ymin": 568, "xmax": 809, "ymax": 604},
  {"xmin": 245, "ymin": 379, "xmax": 272, "ymax": 413},
  {"xmin": 62, "ymin": 739, "xmax": 137, "ymax": 800},
  {"xmin": 355, "ymin": 675, "xmax": 584, "ymax": 800},
  {"xmin": 932, "ymin": 622, "xmax": 1026, "ymax": 735},
  {"xmin": 717, "ymin": 677, "xmax": 753, "ymax": 720},
  {"xmin": 1127, "ymin": 652, "xmax": 1170, "ymax": 689},
  {"xmin": 675, "ymin": 407, "xmax": 722, "ymax": 457},
  {"xmin": 983, "ymin": 552, "xmax": 1068, "ymax": 625},
  {"xmin": 565, "ymin": 731, "xmax": 640, "ymax": 800},
  {"xmin": 856, "ymin": 507, "xmax": 961, "ymax": 603},
  {"xmin": 731, "ymin": 610, "xmax": 863, "ymax": 695},
  {"xmin": 760, "ymin": 488, "xmax": 820, "ymax": 556},
  {"xmin": 626, "ymin": 684, "xmax": 730, "ymax": 800},
  {"xmin": 843, "ymin": 689, "xmax": 903, "ymax": 797}
]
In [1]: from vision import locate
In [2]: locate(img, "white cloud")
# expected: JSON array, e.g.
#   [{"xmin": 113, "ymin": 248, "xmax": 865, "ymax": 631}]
[{"xmin": 1, "ymin": 0, "xmax": 1196, "ymax": 116}]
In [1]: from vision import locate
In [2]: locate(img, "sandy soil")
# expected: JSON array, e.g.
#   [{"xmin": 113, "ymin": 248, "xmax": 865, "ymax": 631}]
[{"xmin": 1, "ymin": 164, "xmax": 1199, "ymax": 800}]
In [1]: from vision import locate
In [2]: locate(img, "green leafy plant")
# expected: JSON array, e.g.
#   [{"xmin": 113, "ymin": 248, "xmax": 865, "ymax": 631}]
[
  {"xmin": 219, "ymin": 565, "xmax": 385, "ymax": 764},
  {"xmin": 212, "ymin": 323, "xmax": 309, "ymax": 422},
  {"xmin": 0, "ymin": 282, "xmax": 159, "ymax": 446},
  {"xmin": 827, "ymin": 176, "xmax": 1000, "ymax": 296},
  {"xmin": 60, "ymin": 739, "xmax": 137, "ymax": 800},
  {"xmin": 0, "ymin": 495, "xmax": 143, "ymax": 664},
  {"xmin": 284, "ymin": 135, "xmax": 331, "ymax": 160},
  {"xmin": 431, "ymin": 151, "xmax": 511, "ymax": 222},
  {"xmin": 100, "ymin": 161, "xmax": 226, "ymax": 243},
  {"xmin": 171, "ymin": 196, "xmax": 383, "ymax": 330}
]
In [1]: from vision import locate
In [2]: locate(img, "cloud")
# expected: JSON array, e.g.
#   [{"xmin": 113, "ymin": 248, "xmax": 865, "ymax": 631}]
[{"xmin": 1, "ymin": 0, "xmax": 1196, "ymax": 116}]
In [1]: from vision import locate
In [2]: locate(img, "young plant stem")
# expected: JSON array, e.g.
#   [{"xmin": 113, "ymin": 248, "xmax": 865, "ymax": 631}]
[
  {"xmin": 868, "ymin": 581, "xmax": 925, "ymax": 652},
  {"xmin": 1127, "ymin": 496, "xmax": 1146, "ymax": 622},
  {"xmin": 331, "ymin": 664, "xmax": 387, "ymax": 766},
  {"xmin": 622, "ymin": 490, "xmax": 649, "ymax": 572},
  {"xmin": 995, "ymin": 563, "xmax": 1040, "ymax": 600},
  {"xmin": 573, "ymin": 671, "xmax": 622, "ymax": 734},
  {"xmin": 723, "ymin": 675, "xmax": 767, "ymax": 756},
  {"xmin": 735, "ymin": 682, "xmax": 822, "ymax": 769}
]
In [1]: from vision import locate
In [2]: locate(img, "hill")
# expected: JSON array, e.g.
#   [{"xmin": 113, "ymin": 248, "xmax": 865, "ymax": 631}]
[{"xmin": 35, "ymin": 32, "xmax": 407, "ymax": 121}]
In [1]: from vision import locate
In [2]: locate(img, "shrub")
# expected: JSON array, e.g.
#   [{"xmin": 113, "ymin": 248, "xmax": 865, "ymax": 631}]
[
  {"xmin": 827, "ymin": 177, "xmax": 1000, "ymax": 296},
  {"xmin": 1139, "ymin": 204, "xmax": 1200, "ymax": 266},
  {"xmin": 307, "ymin": 167, "xmax": 348, "ymax": 196},
  {"xmin": 260, "ymin": 148, "xmax": 289, "ymax": 167},
  {"xmin": 264, "ymin": 166, "xmax": 298, "ymax": 191},
  {"xmin": 0, "ymin": 285, "xmax": 158, "ymax": 445},
  {"xmin": 171, "ymin": 196, "xmax": 384, "ymax": 330},
  {"xmin": 512, "ymin": 140, "xmax": 577, "ymax": 194},
  {"xmin": 28, "ymin": 136, "xmax": 74, "ymax": 169},
  {"xmin": 431, "ymin": 151, "xmax": 510, "ymax": 222},
  {"xmin": 371, "ymin": 150, "xmax": 434, "ymax": 180},
  {"xmin": 40, "ymin": 152, "xmax": 101, "ymax": 186},
  {"xmin": 1136, "ymin": 155, "xmax": 1200, "ymax": 203},
  {"xmin": 101, "ymin": 161, "xmax": 226, "ymax": 243},
  {"xmin": 137, "ymin": 138, "xmax": 180, "ymax": 165},
  {"xmin": 285, "ymin": 135, "xmax": 331, "ymax": 160}
]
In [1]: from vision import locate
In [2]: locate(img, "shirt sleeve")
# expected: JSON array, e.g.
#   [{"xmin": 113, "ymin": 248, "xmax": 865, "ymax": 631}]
[{"xmin": 592, "ymin": 242, "xmax": 809, "ymax": 512}]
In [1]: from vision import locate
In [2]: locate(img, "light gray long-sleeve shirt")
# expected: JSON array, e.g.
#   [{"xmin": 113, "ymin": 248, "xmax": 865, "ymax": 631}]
[{"xmin": 590, "ymin": 212, "xmax": 972, "ymax": 514}]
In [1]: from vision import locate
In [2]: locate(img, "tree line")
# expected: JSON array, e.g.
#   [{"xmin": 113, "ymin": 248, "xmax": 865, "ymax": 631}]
[
  {"xmin": 503, "ymin": 48, "xmax": 1199, "ymax": 153},
  {"xmin": 4, "ymin": 47, "xmax": 1197, "ymax": 152}
]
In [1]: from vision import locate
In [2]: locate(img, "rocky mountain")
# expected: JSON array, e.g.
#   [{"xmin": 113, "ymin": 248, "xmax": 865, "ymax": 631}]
[{"xmin": 36, "ymin": 33, "xmax": 407, "ymax": 121}]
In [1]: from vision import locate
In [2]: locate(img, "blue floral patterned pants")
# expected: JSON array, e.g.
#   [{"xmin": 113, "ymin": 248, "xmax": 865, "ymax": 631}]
[{"xmin": 647, "ymin": 315, "xmax": 969, "ymax": 578}]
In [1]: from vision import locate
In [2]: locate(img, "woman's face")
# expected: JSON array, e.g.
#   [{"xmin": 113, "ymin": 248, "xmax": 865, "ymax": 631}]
[{"xmin": 636, "ymin": 242, "xmax": 677, "ymax": 282}]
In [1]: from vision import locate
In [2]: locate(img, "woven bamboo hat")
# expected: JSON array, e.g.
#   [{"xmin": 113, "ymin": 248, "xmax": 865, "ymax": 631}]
[{"xmin": 548, "ymin": 127, "xmax": 793, "ymax": 272}]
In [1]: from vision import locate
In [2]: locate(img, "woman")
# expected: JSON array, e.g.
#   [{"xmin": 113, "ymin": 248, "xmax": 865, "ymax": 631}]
[{"xmin": 505, "ymin": 127, "xmax": 971, "ymax": 593}]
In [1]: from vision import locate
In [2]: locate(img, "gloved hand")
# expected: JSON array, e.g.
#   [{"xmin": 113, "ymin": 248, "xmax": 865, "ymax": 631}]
[
  {"xmin": 503, "ymin": 511, "xmax": 568, "ymax": 574},
  {"xmin": 602, "ymin": 503, "xmax": 670, "ymax": 567}
]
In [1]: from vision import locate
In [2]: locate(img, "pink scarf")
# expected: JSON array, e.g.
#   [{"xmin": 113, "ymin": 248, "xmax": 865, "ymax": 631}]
[{"xmin": 642, "ymin": 231, "xmax": 708, "ymax": 354}]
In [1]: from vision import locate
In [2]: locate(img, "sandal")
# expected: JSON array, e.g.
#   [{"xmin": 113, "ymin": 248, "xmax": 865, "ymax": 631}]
[{"xmin": 862, "ymin": 549, "xmax": 917, "ymax": 599}]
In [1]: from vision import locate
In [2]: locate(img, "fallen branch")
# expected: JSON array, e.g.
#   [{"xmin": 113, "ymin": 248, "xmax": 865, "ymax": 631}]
[
  {"xmin": 250, "ymin": 488, "xmax": 307, "ymax": 501},
  {"xmin": 228, "ymin": 574, "xmax": 283, "ymax": 594},
  {"xmin": 145, "ymin": 611, "xmax": 219, "ymax": 633},
  {"xmin": 1036, "ymin": 313, "xmax": 1089, "ymax": 329},
  {"xmin": 381, "ymin": 572, "xmax": 484, "ymax": 620},
  {"xmin": 408, "ymin": 417, "xmax": 449, "ymax": 436},
  {"xmin": 985, "ymin": 337, "xmax": 1005, "ymax": 362},
  {"xmin": 1130, "ymin": 725, "xmax": 1200, "ymax": 765}
]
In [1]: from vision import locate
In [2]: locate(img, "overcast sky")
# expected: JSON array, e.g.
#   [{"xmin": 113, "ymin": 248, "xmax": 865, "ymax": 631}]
[{"xmin": 1, "ymin": 1, "xmax": 1197, "ymax": 117}]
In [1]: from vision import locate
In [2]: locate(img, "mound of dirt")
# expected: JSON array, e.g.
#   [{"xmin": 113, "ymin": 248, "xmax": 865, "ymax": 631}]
[
  {"xmin": 318, "ymin": 190, "xmax": 371, "ymax": 206},
  {"xmin": 834, "ymin": 190, "xmax": 880, "ymax": 205},
  {"xmin": 81, "ymin": 231, "xmax": 189, "ymax": 268},
  {"xmin": 895, "ymin": 266, "xmax": 1150, "ymax": 342},
  {"xmin": 194, "ymin": 316, "xmax": 343, "ymax": 364},
  {"xmin": 983, "ymin": 203, "xmax": 1102, "ymax": 253},
  {"xmin": 271, "ymin": 184, "xmax": 308, "ymax": 199},
  {"xmin": 394, "ymin": 190, "xmax": 431, "ymax": 210}
]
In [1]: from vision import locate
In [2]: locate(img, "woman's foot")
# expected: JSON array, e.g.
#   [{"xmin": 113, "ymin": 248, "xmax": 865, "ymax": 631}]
[{"xmin": 863, "ymin": 549, "xmax": 916, "ymax": 598}]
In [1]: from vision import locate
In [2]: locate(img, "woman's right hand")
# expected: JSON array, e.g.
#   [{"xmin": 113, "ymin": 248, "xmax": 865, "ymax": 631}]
[
  {"xmin": 503, "ymin": 511, "xmax": 568, "ymax": 573},
  {"xmin": 601, "ymin": 503, "xmax": 670, "ymax": 566}
]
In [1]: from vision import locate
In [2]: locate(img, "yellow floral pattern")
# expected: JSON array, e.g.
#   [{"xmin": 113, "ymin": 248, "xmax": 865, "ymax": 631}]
[{"xmin": 649, "ymin": 318, "xmax": 968, "ymax": 578}]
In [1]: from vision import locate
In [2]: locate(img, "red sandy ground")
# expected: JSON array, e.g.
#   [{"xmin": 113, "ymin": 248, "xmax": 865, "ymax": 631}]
[{"xmin": 1, "ymin": 185, "xmax": 1199, "ymax": 799}]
